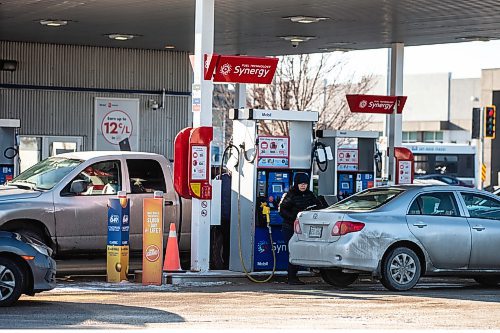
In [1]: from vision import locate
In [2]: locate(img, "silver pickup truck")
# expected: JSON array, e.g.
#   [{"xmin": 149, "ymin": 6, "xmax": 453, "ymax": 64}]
[{"xmin": 0, "ymin": 151, "xmax": 191, "ymax": 256}]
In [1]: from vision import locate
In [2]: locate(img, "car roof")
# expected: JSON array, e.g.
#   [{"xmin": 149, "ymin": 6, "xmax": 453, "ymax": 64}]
[
  {"xmin": 373, "ymin": 184, "xmax": 480, "ymax": 193},
  {"xmin": 51, "ymin": 151, "xmax": 162, "ymax": 161}
]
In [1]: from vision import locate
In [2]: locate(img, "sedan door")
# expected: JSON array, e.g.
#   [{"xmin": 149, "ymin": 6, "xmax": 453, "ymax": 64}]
[
  {"xmin": 406, "ymin": 191, "xmax": 471, "ymax": 269},
  {"xmin": 459, "ymin": 192, "xmax": 500, "ymax": 269}
]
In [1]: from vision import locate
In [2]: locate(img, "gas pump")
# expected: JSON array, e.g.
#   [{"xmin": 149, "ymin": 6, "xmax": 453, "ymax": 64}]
[
  {"xmin": 0, "ymin": 119, "xmax": 20, "ymax": 183},
  {"xmin": 316, "ymin": 130, "xmax": 379, "ymax": 204},
  {"xmin": 226, "ymin": 109, "xmax": 320, "ymax": 276}
]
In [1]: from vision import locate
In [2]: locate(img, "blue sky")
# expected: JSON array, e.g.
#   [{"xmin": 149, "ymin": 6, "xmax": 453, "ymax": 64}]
[{"xmin": 341, "ymin": 40, "xmax": 500, "ymax": 79}]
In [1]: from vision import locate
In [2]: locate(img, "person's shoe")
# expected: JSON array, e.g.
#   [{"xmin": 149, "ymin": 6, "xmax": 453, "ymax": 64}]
[{"xmin": 287, "ymin": 278, "xmax": 305, "ymax": 285}]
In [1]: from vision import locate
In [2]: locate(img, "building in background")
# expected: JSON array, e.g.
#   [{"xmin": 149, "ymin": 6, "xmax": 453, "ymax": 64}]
[{"xmin": 366, "ymin": 72, "xmax": 482, "ymax": 187}]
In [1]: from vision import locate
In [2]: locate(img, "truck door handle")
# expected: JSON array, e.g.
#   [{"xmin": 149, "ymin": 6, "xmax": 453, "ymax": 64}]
[
  {"xmin": 164, "ymin": 200, "xmax": 174, "ymax": 206},
  {"xmin": 413, "ymin": 222, "xmax": 427, "ymax": 228},
  {"xmin": 472, "ymin": 225, "xmax": 485, "ymax": 231}
]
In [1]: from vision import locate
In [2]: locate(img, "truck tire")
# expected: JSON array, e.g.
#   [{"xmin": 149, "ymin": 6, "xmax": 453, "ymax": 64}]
[
  {"xmin": 381, "ymin": 247, "xmax": 421, "ymax": 291},
  {"xmin": 320, "ymin": 269, "xmax": 358, "ymax": 287},
  {"xmin": 0, "ymin": 257, "xmax": 25, "ymax": 307}
]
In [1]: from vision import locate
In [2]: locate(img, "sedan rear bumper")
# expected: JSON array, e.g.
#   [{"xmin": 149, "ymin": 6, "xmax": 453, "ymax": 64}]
[{"xmin": 289, "ymin": 239, "xmax": 379, "ymax": 273}]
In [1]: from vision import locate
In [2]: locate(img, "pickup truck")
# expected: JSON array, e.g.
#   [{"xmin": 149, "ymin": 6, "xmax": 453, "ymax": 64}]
[{"xmin": 0, "ymin": 151, "xmax": 191, "ymax": 256}]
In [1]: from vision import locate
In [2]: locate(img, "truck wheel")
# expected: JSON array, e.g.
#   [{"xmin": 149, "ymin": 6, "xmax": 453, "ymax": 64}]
[
  {"xmin": 381, "ymin": 247, "xmax": 421, "ymax": 291},
  {"xmin": 320, "ymin": 269, "xmax": 358, "ymax": 287},
  {"xmin": 0, "ymin": 257, "xmax": 25, "ymax": 307},
  {"xmin": 474, "ymin": 276, "xmax": 500, "ymax": 288}
]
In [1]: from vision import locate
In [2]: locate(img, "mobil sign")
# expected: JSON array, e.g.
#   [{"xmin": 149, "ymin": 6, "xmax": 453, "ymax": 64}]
[
  {"xmin": 346, "ymin": 94, "xmax": 407, "ymax": 114},
  {"xmin": 204, "ymin": 54, "xmax": 278, "ymax": 84}
]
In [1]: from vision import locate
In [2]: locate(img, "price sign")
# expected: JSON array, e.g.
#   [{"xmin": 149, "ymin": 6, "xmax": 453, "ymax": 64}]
[
  {"xmin": 101, "ymin": 110, "xmax": 133, "ymax": 145},
  {"xmin": 95, "ymin": 98, "xmax": 139, "ymax": 151}
]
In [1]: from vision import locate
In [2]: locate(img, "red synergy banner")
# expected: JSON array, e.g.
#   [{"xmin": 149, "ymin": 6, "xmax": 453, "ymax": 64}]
[
  {"xmin": 346, "ymin": 94, "xmax": 407, "ymax": 114},
  {"xmin": 204, "ymin": 54, "xmax": 278, "ymax": 84}
]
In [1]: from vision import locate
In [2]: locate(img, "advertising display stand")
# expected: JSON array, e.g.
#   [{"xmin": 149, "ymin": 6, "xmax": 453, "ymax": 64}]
[
  {"xmin": 142, "ymin": 191, "xmax": 164, "ymax": 286},
  {"xmin": 106, "ymin": 191, "xmax": 130, "ymax": 282}
]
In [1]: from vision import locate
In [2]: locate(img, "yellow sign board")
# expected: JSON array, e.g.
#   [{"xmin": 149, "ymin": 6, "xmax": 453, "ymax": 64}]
[
  {"xmin": 142, "ymin": 197, "xmax": 164, "ymax": 285},
  {"xmin": 481, "ymin": 164, "xmax": 487, "ymax": 182},
  {"xmin": 106, "ymin": 245, "xmax": 129, "ymax": 282}
]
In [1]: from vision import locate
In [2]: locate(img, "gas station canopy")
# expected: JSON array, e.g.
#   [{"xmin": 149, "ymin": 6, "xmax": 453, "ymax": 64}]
[{"xmin": 1, "ymin": 0, "xmax": 500, "ymax": 55}]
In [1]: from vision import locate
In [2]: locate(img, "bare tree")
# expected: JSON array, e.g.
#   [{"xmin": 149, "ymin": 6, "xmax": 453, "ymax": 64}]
[{"xmin": 247, "ymin": 53, "xmax": 375, "ymax": 135}]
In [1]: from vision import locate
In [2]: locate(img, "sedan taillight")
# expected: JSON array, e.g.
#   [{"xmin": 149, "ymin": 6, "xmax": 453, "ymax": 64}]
[
  {"xmin": 294, "ymin": 219, "xmax": 302, "ymax": 234},
  {"xmin": 331, "ymin": 221, "xmax": 365, "ymax": 236}
]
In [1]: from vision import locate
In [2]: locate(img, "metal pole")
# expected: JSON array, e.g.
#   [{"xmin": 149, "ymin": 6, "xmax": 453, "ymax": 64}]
[
  {"xmin": 191, "ymin": 0, "xmax": 214, "ymax": 272},
  {"xmin": 480, "ymin": 107, "xmax": 484, "ymax": 190},
  {"xmin": 385, "ymin": 43, "xmax": 404, "ymax": 185}
]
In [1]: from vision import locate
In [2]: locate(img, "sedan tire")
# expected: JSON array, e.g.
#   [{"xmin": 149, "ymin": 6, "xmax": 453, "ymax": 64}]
[
  {"xmin": 0, "ymin": 257, "xmax": 25, "ymax": 307},
  {"xmin": 381, "ymin": 247, "xmax": 421, "ymax": 291},
  {"xmin": 320, "ymin": 269, "xmax": 359, "ymax": 288},
  {"xmin": 474, "ymin": 276, "xmax": 500, "ymax": 288}
]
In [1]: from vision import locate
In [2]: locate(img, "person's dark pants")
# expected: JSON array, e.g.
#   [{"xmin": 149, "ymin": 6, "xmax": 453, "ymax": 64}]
[{"xmin": 282, "ymin": 224, "xmax": 299, "ymax": 280}]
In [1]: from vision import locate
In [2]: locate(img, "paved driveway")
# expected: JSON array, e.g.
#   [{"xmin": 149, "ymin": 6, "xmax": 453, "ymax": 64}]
[{"xmin": 2, "ymin": 277, "xmax": 500, "ymax": 329}]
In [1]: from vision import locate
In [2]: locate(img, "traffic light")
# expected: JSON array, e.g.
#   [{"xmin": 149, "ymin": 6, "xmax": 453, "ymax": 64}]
[{"xmin": 485, "ymin": 105, "xmax": 496, "ymax": 139}]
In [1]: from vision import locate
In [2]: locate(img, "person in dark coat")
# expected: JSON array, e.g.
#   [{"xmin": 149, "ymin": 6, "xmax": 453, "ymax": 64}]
[{"xmin": 278, "ymin": 172, "xmax": 323, "ymax": 285}]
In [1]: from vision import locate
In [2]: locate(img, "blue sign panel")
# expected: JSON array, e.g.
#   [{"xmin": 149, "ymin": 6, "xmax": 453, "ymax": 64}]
[
  {"xmin": 107, "ymin": 198, "xmax": 130, "ymax": 246},
  {"xmin": 253, "ymin": 226, "xmax": 288, "ymax": 271},
  {"xmin": 0, "ymin": 165, "xmax": 14, "ymax": 184}
]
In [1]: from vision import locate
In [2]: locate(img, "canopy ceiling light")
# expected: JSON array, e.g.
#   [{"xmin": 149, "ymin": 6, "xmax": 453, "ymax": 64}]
[
  {"xmin": 39, "ymin": 19, "xmax": 68, "ymax": 27},
  {"xmin": 455, "ymin": 36, "xmax": 491, "ymax": 42},
  {"xmin": 107, "ymin": 34, "xmax": 138, "ymax": 41},
  {"xmin": 279, "ymin": 36, "xmax": 316, "ymax": 42},
  {"xmin": 164, "ymin": 45, "xmax": 175, "ymax": 49},
  {"xmin": 319, "ymin": 47, "xmax": 354, "ymax": 52},
  {"xmin": 284, "ymin": 16, "xmax": 329, "ymax": 24}
]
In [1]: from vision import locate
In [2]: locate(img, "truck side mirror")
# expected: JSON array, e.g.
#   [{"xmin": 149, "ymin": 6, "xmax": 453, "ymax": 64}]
[{"xmin": 70, "ymin": 180, "xmax": 88, "ymax": 194}]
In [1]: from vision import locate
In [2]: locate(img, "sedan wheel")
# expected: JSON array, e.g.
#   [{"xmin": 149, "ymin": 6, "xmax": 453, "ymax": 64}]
[
  {"xmin": 381, "ymin": 247, "xmax": 421, "ymax": 291},
  {"xmin": 320, "ymin": 269, "xmax": 359, "ymax": 288},
  {"xmin": 0, "ymin": 257, "xmax": 24, "ymax": 307}
]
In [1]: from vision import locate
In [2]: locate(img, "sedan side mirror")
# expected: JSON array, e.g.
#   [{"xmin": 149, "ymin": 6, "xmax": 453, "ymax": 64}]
[{"xmin": 70, "ymin": 180, "xmax": 88, "ymax": 194}]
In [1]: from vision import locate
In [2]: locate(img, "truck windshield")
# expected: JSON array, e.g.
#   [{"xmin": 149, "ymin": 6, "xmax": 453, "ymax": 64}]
[
  {"xmin": 10, "ymin": 157, "xmax": 83, "ymax": 190},
  {"xmin": 328, "ymin": 188, "xmax": 404, "ymax": 211}
]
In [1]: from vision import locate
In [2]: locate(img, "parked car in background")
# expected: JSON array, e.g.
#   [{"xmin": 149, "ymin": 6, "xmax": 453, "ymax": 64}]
[
  {"xmin": 0, "ymin": 231, "xmax": 56, "ymax": 306},
  {"xmin": 415, "ymin": 174, "xmax": 473, "ymax": 187},
  {"xmin": 289, "ymin": 185, "xmax": 500, "ymax": 291}
]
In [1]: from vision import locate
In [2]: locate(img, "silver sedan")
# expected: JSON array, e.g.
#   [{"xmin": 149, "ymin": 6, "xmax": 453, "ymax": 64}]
[{"xmin": 289, "ymin": 185, "xmax": 500, "ymax": 291}]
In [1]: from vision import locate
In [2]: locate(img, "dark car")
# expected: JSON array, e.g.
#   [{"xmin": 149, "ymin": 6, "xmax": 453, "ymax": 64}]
[
  {"xmin": 416, "ymin": 174, "xmax": 473, "ymax": 187},
  {"xmin": 0, "ymin": 231, "xmax": 56, "ymax": 306}
]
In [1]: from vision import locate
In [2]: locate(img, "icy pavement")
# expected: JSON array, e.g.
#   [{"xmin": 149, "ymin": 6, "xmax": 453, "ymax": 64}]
[{"xmin": 49, "ymin": 280, "xmax": 232, "ymax": 293}]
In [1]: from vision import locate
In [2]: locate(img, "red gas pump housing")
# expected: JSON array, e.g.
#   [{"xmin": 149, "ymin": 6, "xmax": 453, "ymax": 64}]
[
  {"xmin": 173, "ymin": 127, "xmax": 193, "ymax": 199},
  {"xmin": 395, "ymin": 147, "xmax": 414, "ymax": 185},
  {"xmin": 188, "ymin": 126, "xmax": 213, "ymax": 200}
]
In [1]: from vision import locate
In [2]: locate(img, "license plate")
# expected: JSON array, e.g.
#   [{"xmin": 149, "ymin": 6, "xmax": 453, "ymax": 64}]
[{"xmin": 309, "ymin": 225, "xmax": 322, "ymax": 238}]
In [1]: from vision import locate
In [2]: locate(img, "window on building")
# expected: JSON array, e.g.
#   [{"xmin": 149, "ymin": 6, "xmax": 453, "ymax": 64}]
[
  {"xmin": 414, "ymin": 155, "xmax": 429, "ymax": 175},
  {"xmin": 435, "ymin": 155, "xmax": 458, "ymax": 174},
  {"xmin": 423, "ymin": 131, "xmax": 444, "ymax": 143},
  {"xmin": 402, "ymin": 131, "xmax": 418, "ymax": 143}
]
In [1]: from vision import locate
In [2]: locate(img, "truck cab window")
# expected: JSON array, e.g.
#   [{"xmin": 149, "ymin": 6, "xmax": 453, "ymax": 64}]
[
  {"xmin": 126, "ymin": 159, "xmax": 166, "ymax": 194},
  {"xmin": 62, "ymin": 161, "xmax": 121, "ymax": 196}
]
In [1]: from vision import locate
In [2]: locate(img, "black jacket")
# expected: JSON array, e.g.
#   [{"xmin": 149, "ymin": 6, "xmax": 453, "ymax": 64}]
[{"xmin": 278, "ymin": 187, "xmax": 322, "ymax": 227}]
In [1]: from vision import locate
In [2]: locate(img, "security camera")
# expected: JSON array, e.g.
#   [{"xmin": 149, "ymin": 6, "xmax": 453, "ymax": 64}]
[
  {"xmin": 148, "ymin": 99, "xmax": 159, "ymax": 110},
  {"xmin": 291, "ymin": 41, "xmax": 299, "ymax": 48}
]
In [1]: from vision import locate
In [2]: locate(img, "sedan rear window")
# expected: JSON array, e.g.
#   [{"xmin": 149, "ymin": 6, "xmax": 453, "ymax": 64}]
[{"xmin": 328, "ymin": 188, "xmax": 403, "ymax": 211}]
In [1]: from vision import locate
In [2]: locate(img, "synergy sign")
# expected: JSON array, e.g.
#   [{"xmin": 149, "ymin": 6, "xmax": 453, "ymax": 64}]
[
  {"xmin": 346, "ymin": 94, "xmax": 407, "ymax": 114},
  {"xmin": 204, "ymin": 54, "xmax": 278, "ymax": 84}
]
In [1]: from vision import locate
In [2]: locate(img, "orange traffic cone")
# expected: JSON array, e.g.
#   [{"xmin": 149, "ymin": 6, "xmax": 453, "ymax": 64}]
[{"xmin": 163, "ymin": 223, "xmax": 182, "ymax": 271}]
